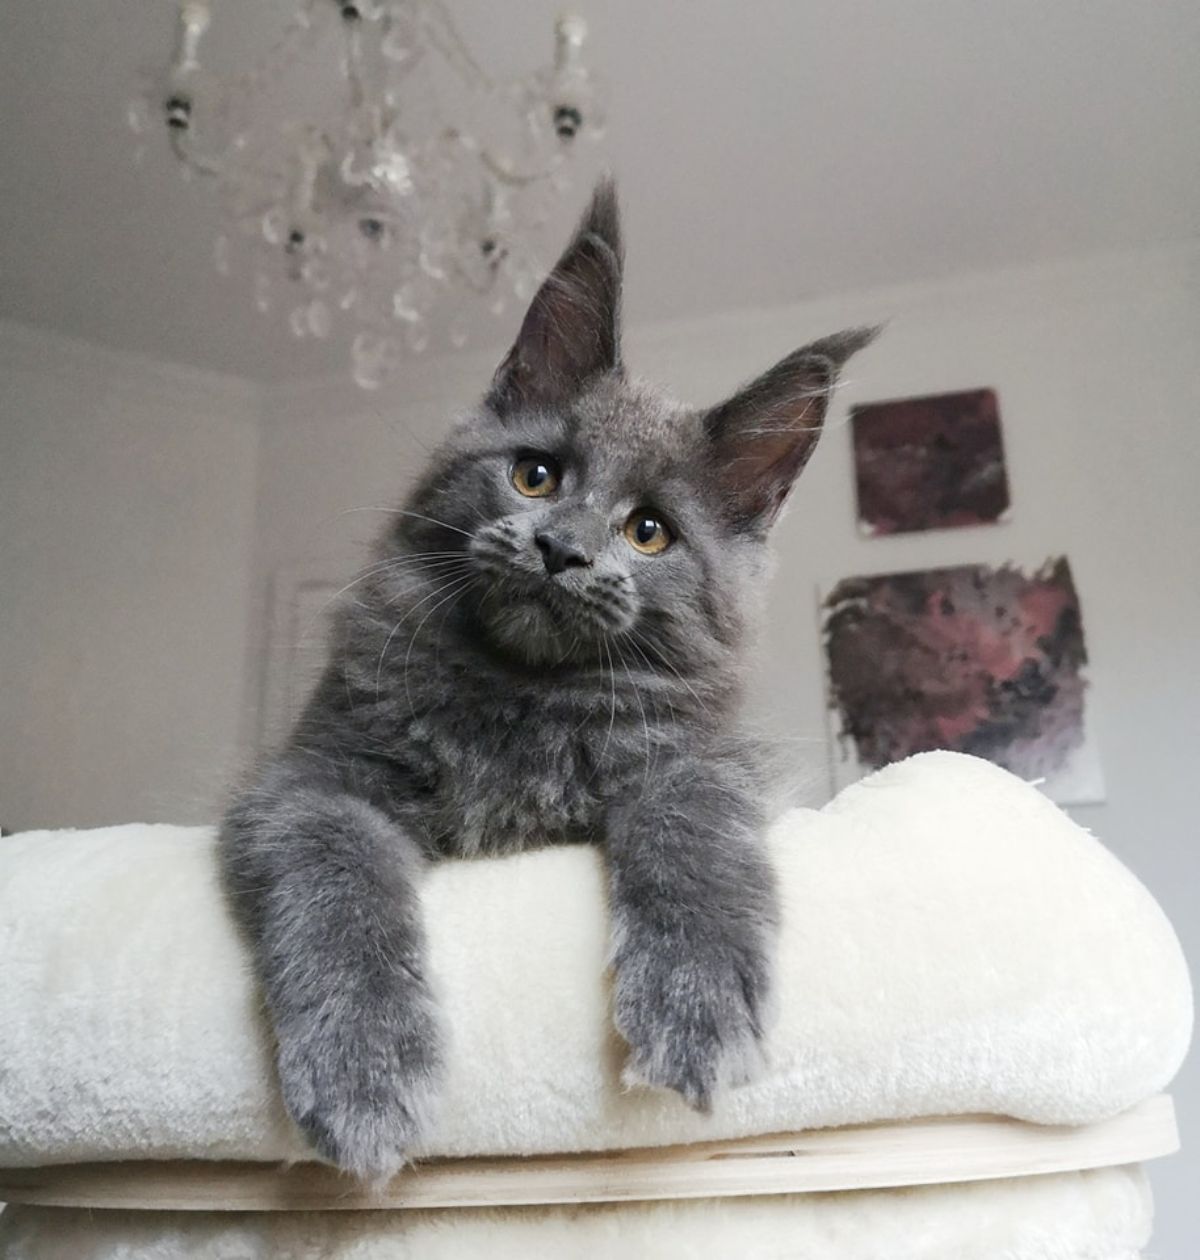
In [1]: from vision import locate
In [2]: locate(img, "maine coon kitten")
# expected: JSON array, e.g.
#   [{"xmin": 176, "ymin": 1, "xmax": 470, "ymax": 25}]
[{"xmin": 220, "ymin": 181, "xmax": 875, "ymax": 1180}]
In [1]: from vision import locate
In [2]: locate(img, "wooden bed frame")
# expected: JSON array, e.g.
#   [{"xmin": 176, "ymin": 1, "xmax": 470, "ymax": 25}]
[{"xmin": 0, "ymin": 1095, "xmax": 1177, "ymax": 1212}]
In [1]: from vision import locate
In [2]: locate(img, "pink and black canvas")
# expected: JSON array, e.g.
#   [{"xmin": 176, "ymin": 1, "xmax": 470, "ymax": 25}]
[{"xmin": 850, "ymin": 388, "xmax": 1011, "ymax": 535}]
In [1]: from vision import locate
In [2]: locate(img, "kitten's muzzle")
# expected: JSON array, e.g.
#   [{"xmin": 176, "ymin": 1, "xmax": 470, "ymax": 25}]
[{"xmin": 534, "ymin": 531, "xmax": 591, "ymax": 576}]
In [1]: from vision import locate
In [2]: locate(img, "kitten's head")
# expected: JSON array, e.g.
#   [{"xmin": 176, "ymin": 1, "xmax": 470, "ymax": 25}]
[{"xmin": 395, "ymin": 182, "xmax": 875, "ymax": 679}]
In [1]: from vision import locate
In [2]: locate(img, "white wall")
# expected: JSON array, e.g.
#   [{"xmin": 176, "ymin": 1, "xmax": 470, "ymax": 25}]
[
  {"xmin": 0, "ymin": 322, "xmax": 262, "ymax": 830},
  {"xmin": 252, "ymin": 242, "xmax": 1199, "ymax": 1253}
]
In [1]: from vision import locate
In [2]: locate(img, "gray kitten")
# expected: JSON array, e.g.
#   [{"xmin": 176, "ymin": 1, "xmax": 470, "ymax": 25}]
[{"xmin": 220, "ymin": 181, "xmax": 875, "ymax": 1180}]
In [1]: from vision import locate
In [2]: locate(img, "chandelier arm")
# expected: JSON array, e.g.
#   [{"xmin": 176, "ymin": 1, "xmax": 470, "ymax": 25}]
[
  {"xmin": 477, "ymin": 147, "xmax": 567, "ymax": 189},
  {"xmin": 341, "ymin": 24, "xmax": 368, "ymax": 114},
  {"xmin": 422, "ymin": 0, "xmax": 494, "ymax": 93},
  {"xmin": 168, "ymin": 127, "xmax": 225, "ymax": 179}
]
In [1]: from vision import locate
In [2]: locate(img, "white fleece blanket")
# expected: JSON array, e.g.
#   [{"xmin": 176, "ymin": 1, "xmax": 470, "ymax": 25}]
[
  {"xmin": 0, "ymin": 752, "xmax": 1190, "ymax": 1168},
  {"xmin": 0, "ymin": 1166, "xmax": 1154, "ymax": 1260}
]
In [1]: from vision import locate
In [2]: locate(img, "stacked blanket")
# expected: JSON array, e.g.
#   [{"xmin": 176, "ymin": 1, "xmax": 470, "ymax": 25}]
[
  {"xmin": 0, "ymin": 751, "xmax": 1191, "ymax": 1258},
  {"xmin": 0, "ymin": 1167, "xmax": 1156, "ymax": 1260}
]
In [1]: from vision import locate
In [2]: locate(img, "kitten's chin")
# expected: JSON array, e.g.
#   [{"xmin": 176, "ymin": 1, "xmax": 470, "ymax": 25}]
[{"xmin": 477, "ymin": 597, "xmax": 577, "ymax": 667}]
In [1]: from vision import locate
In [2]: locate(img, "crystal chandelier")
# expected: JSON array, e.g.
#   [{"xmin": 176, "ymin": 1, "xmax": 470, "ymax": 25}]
[{"xmin": 128, "ymin": 2, "xmax": 604, "ymax": 387}]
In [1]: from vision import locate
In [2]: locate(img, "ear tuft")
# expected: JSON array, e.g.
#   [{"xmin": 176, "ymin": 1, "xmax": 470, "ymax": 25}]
[
  {"xmin": 487, "ymin": 179, "xmax": 624, "ymax": 414},
  {"xmin": 705, "ymin": 325, "xmax": 880, "ymax": 531},
  {"xmin": 798, "ymin": 325, "xmax": 882, "ymax": 375},
  {"xmin": 582, "ymin": 174, "xmax": 621, "ymax": 261}
]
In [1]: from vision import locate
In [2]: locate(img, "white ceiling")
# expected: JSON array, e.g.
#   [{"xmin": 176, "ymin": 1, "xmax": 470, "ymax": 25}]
[{"xmin": 2, "ymin": 0, "xmax": 1197, "ymax": 382}]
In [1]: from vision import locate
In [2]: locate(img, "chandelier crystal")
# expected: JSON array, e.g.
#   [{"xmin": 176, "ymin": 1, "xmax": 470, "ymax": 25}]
[{"xmin": 129, "ymin": 1, "xmax": 604, "ymax": 387}]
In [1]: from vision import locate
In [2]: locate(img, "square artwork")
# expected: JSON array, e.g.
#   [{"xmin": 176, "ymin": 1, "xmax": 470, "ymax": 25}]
[
  {"xmin": 851, "ymin": 388, "xmax": 1011, "ymax": 535},
  {"xmin": 821, "ymin": 558, "xmax": 1104, "ymax": 804}
]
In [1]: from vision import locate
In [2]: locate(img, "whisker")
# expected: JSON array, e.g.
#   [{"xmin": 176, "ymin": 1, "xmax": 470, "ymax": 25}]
[
  {"xmin": 374, "ymin": 572, "xmax": 478, "ymax": 700},
  {"xmin": 612, "ymin": 637, "xmax": 654, "ymax": 800},
  {"xmin": 378, "ymin": 558, "xmax": 477, "ymax": 608},
  {"xmin": 623, "ymin": 624, "xmax": 713, "ymax": 716},
  {"xmin": 294, "ymin": 550, "xmax": 474, "ymax": 644},
  {"xmin": 621, "ymin": 632, "xmax": 679, "ymax": 736},
  {"xmin": 598, "ymin": 635, "xmax": 619, "ymax": 767},
  {"xmin": 332, "ymin": 505, "xmax": 402, "ymax": 518},
  {"xmin": 391, "ymin": 508, "xmax": 475, "ymax": 539},
  {"xmin": 403, "ymin": 575, "xmax": 480, "ymax": 717}
]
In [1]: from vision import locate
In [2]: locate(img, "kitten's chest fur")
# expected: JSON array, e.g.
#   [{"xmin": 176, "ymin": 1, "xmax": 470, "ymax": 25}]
[
  {"xmin": 300, "ymin": 560, "xmax": 727, "ymax": 857},
  {"xmin": 406, "ymin": 692, "xmax": 604, "ymax": 855},
  {"xmin": 321, "ymin": 635, "xmax": 670, "ymax": 857}
]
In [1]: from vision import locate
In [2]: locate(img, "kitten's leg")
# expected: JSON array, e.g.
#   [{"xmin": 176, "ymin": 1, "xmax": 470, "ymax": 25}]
[
  {"xmin": 605, "ymin": 754, "xmax": 778, "ymax": 1111},
  {"xmin": 219, "ymin": 755, "xmax": 442, "ymax": 1181}
]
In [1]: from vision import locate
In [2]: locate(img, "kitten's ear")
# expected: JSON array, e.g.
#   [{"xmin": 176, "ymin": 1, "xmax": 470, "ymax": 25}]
[
  {"xmin": 487, "ymin": 179, "xmax": 623, "ymax": 414},
  {"xmin": 704, "ymin": 327, "xmax": 879, "ymax": 531}
]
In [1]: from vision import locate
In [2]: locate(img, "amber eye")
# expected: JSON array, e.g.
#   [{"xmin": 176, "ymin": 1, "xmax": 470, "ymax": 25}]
[
  {"xmin": 624, "ymin": 511, "xmax": 672, "ymax": 555},
  {"xmin": 511, "ymin": 456, "xmax": 560, "ymax": 498}
]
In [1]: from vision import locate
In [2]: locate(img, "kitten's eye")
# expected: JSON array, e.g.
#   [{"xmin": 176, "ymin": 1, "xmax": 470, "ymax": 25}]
[
  {"xmin": 511, "ymin": 456, "xmax": 560, "ymax": 498},
  {"xmin": 624, "ymin": 511, "xmax": 672, "ymax": 555}
]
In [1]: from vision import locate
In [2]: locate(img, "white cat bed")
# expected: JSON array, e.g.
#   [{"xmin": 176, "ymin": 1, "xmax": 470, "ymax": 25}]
[{"xmin": 0, "ymin": 751, "xmax": 1190, "ymax": 1257}]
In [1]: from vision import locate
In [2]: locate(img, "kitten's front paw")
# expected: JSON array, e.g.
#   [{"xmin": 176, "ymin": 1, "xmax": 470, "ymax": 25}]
[
  {"xmin": 275, "ymin": 984, "xmax": 444, "ymax": 1182},
  {"xmin": 612, "ymin": 934, "xmax": 771, "ymax": 1112}
]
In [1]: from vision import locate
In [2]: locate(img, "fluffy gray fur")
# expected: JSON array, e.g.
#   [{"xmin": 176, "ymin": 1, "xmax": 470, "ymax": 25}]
[{"xmin": 220, "ymin": 180, "xmax": 876, "ymax": 1180}]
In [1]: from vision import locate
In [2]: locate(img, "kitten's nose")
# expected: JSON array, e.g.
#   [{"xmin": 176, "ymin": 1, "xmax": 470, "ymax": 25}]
[{"xmin": 534, "ymin": 531, "xmax": 590, "ymax": 575}]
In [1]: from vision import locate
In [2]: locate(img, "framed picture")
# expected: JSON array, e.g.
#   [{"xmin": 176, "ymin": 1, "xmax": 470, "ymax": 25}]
[
  {"xmin": 821, "ymin": 558, "xmax": 1104, "ymax": 804},
  {"xmin": 851, "ymin": 388, "xmax": 1011, "ymax": 535}
]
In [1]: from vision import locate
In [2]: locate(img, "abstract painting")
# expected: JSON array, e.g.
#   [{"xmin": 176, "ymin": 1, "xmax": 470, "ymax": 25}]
[
  {"xmin": 851, "ymin": 388, "xmax": 1011, "ymax": 535},
  {"xmin": 821, "ymin": 558, "xmax": 1104, "ymax": 803}
]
